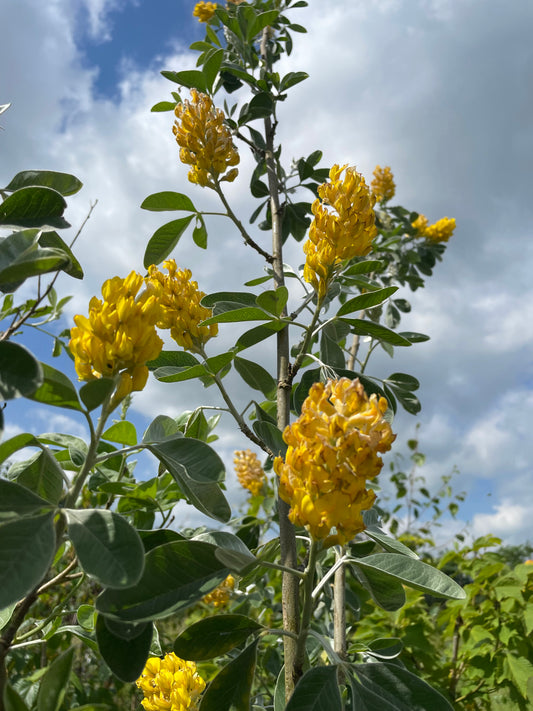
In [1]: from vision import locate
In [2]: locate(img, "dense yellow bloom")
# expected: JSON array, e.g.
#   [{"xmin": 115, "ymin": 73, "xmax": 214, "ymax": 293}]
[
  {"xmin": 136, "ymin": 653, "xmax": 205, "ymax": 711},
  {"xmin": 303, "ymin": 164, "xmax": 377, "ymax": 299},
  {"xmin": 412, "ymin": 214, "xmax": 456, "ymax": 242},
  {"xmin": 173, "ymin": 89, "xmax": 239, "ymax": 188},
  {"xmin": 234, "ymin": 449, "xmax": 265, "ymax": 496},
  {"xmin": 193, "ymin": 2, "xmax": 217, "ymax": 22},
  {"xmin": 69, "ymin": 272, "xmax": 163, "ymax": 401},
  {"xmin": 371, "ymin": 165, "xmax": 396, "ymax": 203},
  {"xmin": 274, "ymin": 378, "xmax": 395, "ymax": 546},
  {"xmin": 202, "ymin": 574, "xmax": 235, "ymax": 607},
  {"xmin": 146, "ymin": 260, "xmax": 217, "ymax": 354}
]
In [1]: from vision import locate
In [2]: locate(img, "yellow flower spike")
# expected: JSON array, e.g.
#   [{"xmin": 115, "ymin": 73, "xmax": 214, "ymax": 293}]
[
  {"xmin": 412, "ymin": 214, "xmax": 456, "ymax": 242},
  {"xmin": 136, "ymin": 653, "xmax": 205, "ymax": 711},
  {"xmin": 193, "ymin": 2, "xmax": 217, "ymax": 22},
  {"xmin": 202, "ymin": 574, "xmax": 235, "ymax": 607},
  {"xmin": 371, "ymin": 165, "xmax": 396, "ymax": 203},
  {"xmin": 274, "ymin": 378, "xmax": 395, "ymax": 546},
  {"xmin": 146, "ymin": 260, "xmax": 217, "ymax": 354},
  {"xmin": 303, "ymin": 164, "xmax": 377, "ymax": 299},
  {"xmin": 69, "ymin": 271, "xmax": 163, "ymax": 403},
  {"xmin": 173, "ymin": 89, "xmax": 239, "ymax": 188},
  {"xmin": 234, "ymin": 449, "xmax": 265, "ymax": 496}
]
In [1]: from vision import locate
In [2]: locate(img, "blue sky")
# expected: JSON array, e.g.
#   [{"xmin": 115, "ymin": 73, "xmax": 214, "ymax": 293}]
[{"xmin": 1, "ymin": 0, "xmax": 533, "ymax": 544}]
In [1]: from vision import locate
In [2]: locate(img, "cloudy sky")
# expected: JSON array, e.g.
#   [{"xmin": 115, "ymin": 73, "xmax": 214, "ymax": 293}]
[{"xmin": 1, "ymin": 0, "xmax": 532, "ymax": 545}]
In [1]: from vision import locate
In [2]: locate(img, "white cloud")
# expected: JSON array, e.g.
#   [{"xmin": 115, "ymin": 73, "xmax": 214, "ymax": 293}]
[{"xmin": 472, "ymin": 499, "xmax": 530, "ymax": 543}]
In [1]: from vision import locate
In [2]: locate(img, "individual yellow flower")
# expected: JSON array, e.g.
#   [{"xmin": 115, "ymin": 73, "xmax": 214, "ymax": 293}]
[
  {"xmin": 412, "ymin": 214, "xmax": 456, "ymax": 243},
  {"xmin": 371, "ymin": 165, "xmax": 396, "ymax": 203},
  {"xmin": 173, "ymin": 89, "xmax": 239, "ymax": 188},
  {"xmin": 136, "ymin": 653, "xmax": 205, "ymax": 711},
  {"xmin": 303, "ymin": 164, "xmax": 377, "ymax": 299},
  {"xmin": 202, "ymin": 574, "xmax": 235, "ymax": 607},
  {"xmin": 274, "ymin": 378, "xmax": 395, "ymax": 546},
  {"xmin": 69, "ymin": 272, "xmax": 163, "ymax": 402},
  {"xmin": 146, "ymin": 260, "xmax": 217, "ymax": 354},
  {"xmin": 234, "ymin": 449, "xmax": 265, "ymax": 496},
  {"xmin": 193, "ymin": 2, "xmax": 217, "ymax": 22}
]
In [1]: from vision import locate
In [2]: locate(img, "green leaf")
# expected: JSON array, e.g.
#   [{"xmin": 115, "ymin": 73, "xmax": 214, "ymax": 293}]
[
  {"xmin": 366, "ymin": 638, "xmax": 403, "ymax": 660},
  {"xmin": 143, "ymin": 215, "xmax": 195, "ymax": 268},
  {"xmin": 255, "ymin": 286, "xmax": 288, "ymax": 316},
  {"xmin": 28, "ymin": 362, "xmax": 82, "ymax": 410},
  {"xmin": 234, "ymin": 356, "xmax": 277, "ymax": 398},
  {"xmin": 102, "ymin": 421, "xmax": 137, "ymax": 446},
  {"xmin": 95, "ymin": 615, "xmax": 152, "ymax": 682},
  {"xmin": 64, "ymin": 509, "xmax": 145, "ymax": 588},
  {"xmin": 147, "ymin": 350, "xmax": 200, "ymax": 371},
  {"xmin": 200, "ymin": 306, "xmax": 273, "ymax": 326},
  {"xmin": 138, "ymin": 528, "xmax": 187, "ymax": 553},
  {"xmin": 96, "ymin": 540, "xmax": 230, "ymax": 622},
  {"xmin": 280, "ymin": 71, "xmax": 309, "ymax": 91},
  {"xmin": 0, "ymin": 479, "xmax": 52, "ymax": 522},
  {"xmin": 505, "ymin": 652, "xmax": 533, "ymax": 698},
  {"xmin": 161, "ymin": 69, "xmax": 207, "ymax": 93},
  {"xmin": 285, "ymin": 666, "xmax": 342, "ymax": 711},
  {"xmin": 252, "ymin": 421, "xmax": 287, "ymax": 458},
  {"xmin": 0, "ymin": 512, "xmax": 55, "ymax": 610},
  {"xmin": 351, "ymin": 553, "xmax": 465, "ymax": 599},
  {"xmin": 320, "ymin": 334, "xmax": 345, "ymax": 370},
  {"xmin": 0, "ymin": 432, "xmax": 39, "ymax": 466},
  {"xmin": 38, "ymin": 230, "xmax": 83, "ymax": 279},
  {"xmin": 340, "ymin": 319, "xmax": 412, "ymax": 347},
  {"xmin": 4, "ymin": 170, "xmax": 82, "ymax": 196},
  {"xmin": 199, "ymin": 640, "xmax": 258, "ymax": 711},
  {"xmin": 0, "ymin": 186, "xmax": 69, "ymax": 230},
  {"xmin": 0, "ymin": 602, "xmax": 16, "ymax": 630},
  {"xmin": 203, "ymin": 48, "xmax": 224, "ymax": 93},
  {"xmin": 0, "ymin": 341, "xmax": 43, "ymax": 399},
  {"xmin": 36, "ymin": 648, "xmax": 74, "ymax": 711},
  {"xmin": 350, "ymin": 563, "xmax": 406, "ymax": 611},
  {"xmin": 384, "ymin": 373, "xmax": 420, "ymax": 391},
  {"xmin": 193, "ymin": 221, "xmax": 208, "ymax": 249},
  {"xmin": 151, "ymin": 101, "xmax": 177, "ymax": 112},
  {"xmin": 15, "ymin": 449, "xmax": 65, "ymax": 504},
  {"xmin": 343, "ymin": 260, "xmax": 383, "ymax": 276},
  {"xmin": 79, "ymin": 378, "xmax": 115, "ymax": 411},
  {"xmin": 141, "ymin": 191, "xmax": 196, "ymax": 212},
  {"xmin": 350, "ymin": 662, "xmax": 454, "ymax": 710},
  {"xmin": 399, "ymin": 331, "xmax": 430, "ymax": 344},
  {"xmin": 234, "ymin": 321, "xmax": 285, "ymax": 351},
  {"xmin": 201, "ymin": 291, "xmax": 258, "ymax": 308},
  {"xmin": 147, "ymin": 438, "xmax": 230, "ymax": 522},
  {"xmin": 195, "ymin": 531, "xmax": 257, "ymax": 572},
  {"xmin": 337, "ymin": 287, "xmax": 398, "ymax": 316},
  {"xmin": 3, "ymin": 683, "xmax": 30, "ymax": 711},
  {"xmin": 363, "ymin": 525, "xmax": 419, "ymax": 560},
  {"xmin": 174, "ymin": 615, "xmax": 262, "ymax": 661},
  {"xmin": 387, "ymin": 387, "xmax": 421, "ymax": 415},
  {"xmin": 0, "ymin": 242, "xmax": 71, "ymax": 288},
  {"xmin": 142, "ymin": 415, "xmax": 183, "ymax": 443}
]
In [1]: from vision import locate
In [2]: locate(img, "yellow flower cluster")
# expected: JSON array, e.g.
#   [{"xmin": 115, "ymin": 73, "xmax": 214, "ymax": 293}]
[
  {"xmin": 412, "ymin": 214, "xmax": 456, "ymax": 243},
  {"xmin": 234, "ymin": 449, "xmax": 265, "ymax": 496},
  {"xmin": 202, "ymin": 574, "xmax": 235, "ymax": 607},
  {"xmin": 173, "ymin": 89, "xmax": 239, "ymax": 188},
  {"xmin": 303, "ymin": 164, "xmax": 377, "ymax": 299},
  {"xmin": 146, "ymin": 259, "xmax": 217, "ymax": 354},
  {"xmin": 371, "ymin": 165, "xmax": 396, "ymax": 203},
  {"xmin": 193, "ymin": 2, "xmax": 217, "ymax": 22},
  {"xmin": 69, "ymin": 272, "xmax": 163, "ymax": 402},
  {"xmin": 274, "ymin": 378, "xmax": 395, "ymax": 546},
  {"xmin": 136, "ymin": 653, "xmax": 205, "ymax": 711}
]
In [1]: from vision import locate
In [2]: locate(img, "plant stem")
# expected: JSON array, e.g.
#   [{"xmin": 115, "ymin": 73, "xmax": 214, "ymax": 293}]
[
  {"xmin": 260, "ymin": 27, "xmax": 300, "ymax": 701},
  {"xmin": 294, "ymin": 540, "xmax": 319, "ymax": 670}
]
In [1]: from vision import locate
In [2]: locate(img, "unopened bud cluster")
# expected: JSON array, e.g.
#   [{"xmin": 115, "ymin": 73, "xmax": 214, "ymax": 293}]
[
  {"xmin": 412, "ymin": 214, "xmax": 456, "ymax": 243},
  {"xmin": 193, "ymin": 2, "xmax": 217, "ymax": 22},
  {"xmin": 202, "ymin": 574, "xmax": 235, "ymax": 607}
]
